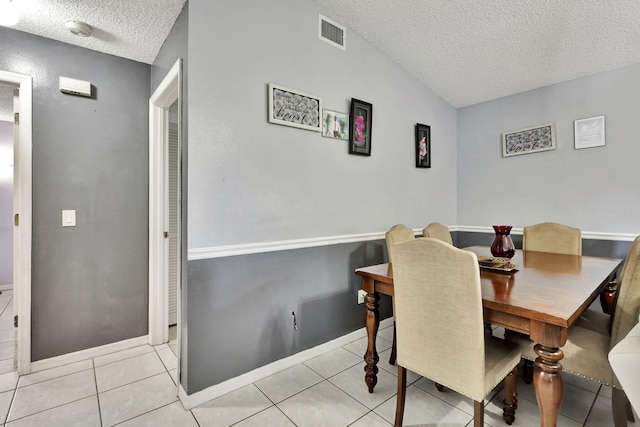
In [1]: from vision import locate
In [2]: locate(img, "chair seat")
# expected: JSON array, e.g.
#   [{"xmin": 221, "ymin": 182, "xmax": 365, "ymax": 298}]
[
  {"xmin": 511, "ymin": 325, "xmax": 613, "ymax": 386},
  {"xmin": 575, "ymin": 309, "xmax": 611, "ymax": 335},
  {"xmin": 484, "ymin": 336, "xmax": 522, "ymax": 398}
]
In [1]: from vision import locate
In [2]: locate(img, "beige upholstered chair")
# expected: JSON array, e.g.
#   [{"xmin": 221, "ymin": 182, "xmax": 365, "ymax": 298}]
[
  {"xmin": 385, "ymin": 224, "xmax": 415, "ymax": 366},
  {"xmin": 512, "ymin": 235, "xmax": 640, "ymax": 427},
  {"xmin": 609, "ymin": 315, "xmax": 640, "ymax": 416},
  {"xmin": 392, "ymin": 238, "xmax": 520, "ymax": 426},
  {"xmin": 522, "ymin": 222, "xmax": 582, "ymax": 255},
  {"xmin": 385, "ymin": 224, "xmax": 415, "ymax": 264},
  {"xmin": 422, "ymin": 222, "xmax": 453, "ymax": 245}
]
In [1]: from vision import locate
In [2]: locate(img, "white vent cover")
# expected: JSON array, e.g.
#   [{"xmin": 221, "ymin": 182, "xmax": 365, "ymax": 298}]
[
  {"xmin": 59, "ymin": 76, "xmax": 91, "ymax": 97},
  {"xmin": 319, "ymin": 15, "xmax": 346, "ymax": 50}
]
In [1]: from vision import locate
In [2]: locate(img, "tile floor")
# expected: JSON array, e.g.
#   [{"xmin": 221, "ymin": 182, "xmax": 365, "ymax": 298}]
[{"xmin": 0, "ymin": 290, "xmax": 635, "ymax": 426}]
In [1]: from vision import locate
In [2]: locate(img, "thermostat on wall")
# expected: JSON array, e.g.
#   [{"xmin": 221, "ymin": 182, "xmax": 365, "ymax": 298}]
[{"xmin": 60, "ymin": 76, "xmax": 92, "ymax": 97}]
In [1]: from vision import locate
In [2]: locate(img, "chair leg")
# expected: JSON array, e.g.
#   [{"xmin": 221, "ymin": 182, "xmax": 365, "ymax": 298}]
[
  {"xmin": 612, "ymin": 388, "xmax": 629, "ymax": 427},
  {"xmin": 523, "ymin": 359, "xmax": 534, "ymax": 384},
  {"xmin": 473, "ymin": 400, "xmax": 484, "ymax": 427},
  {"xmin": 502, "ymin": 366, "xmax": 518, "ymax": 425},
  {"xmin": 394, "ymin": 365, "xmax": 407, "ymax": 427},
  {"xmin": 389, "ymin": 321, "xmax": 397, "ymax": 365}
]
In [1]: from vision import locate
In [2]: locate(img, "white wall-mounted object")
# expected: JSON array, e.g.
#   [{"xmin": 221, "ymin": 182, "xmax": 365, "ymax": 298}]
[
  {"xmin": 319, "ymin": 14, "xmax": 346, "ymax": 50},
  {"xmin": 59, "ymin": 76, "xmax": 91, "ymax": 97},
  {"xmin": 62, "ymin": 210, "xmax": 76, "ymax": 227}
]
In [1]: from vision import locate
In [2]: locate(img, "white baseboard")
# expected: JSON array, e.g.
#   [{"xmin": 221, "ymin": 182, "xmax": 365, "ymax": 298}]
[
  {"xmin": 178, "ymin": 317, "xmax": 394, "ymax": 410},
  {"xmin": 0, "ymin": 284, "xmax": 13, "ymax": 292},
  {"xmin": 30, "ymin": 335, "xmax": 149, "ymax": 373}
]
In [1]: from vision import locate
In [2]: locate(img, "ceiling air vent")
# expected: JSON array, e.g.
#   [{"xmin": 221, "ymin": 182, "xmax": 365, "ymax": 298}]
[{"xmin": 319, "ymin": 15, "xmax": 346, "ymax": 50}]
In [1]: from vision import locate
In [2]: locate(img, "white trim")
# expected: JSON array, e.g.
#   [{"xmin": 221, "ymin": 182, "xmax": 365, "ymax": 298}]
[
  {"xmin": 30, "ymin": 335, "xmax": 149, "ymax": 373},
  {"xmin": 178, "ymin": 317, "xmax": 393, "ymax": 409},
  {"xmin": 1, "ymin": 70, "xmax": 32, "ymax": 376},
  {"xmin": 0, "ymin": 284, "xmax": 13, "ymax": 292},
  {"xmin": 188, "ymin": 232, "xmax": 386, "ymax": 260},
  {"xmin": 188, "ymin": 227, "xmax": 638, "ymax": 261},
  {"xmin": 149, "ymin": 59, "xmax": 181, "ymax": 347}
]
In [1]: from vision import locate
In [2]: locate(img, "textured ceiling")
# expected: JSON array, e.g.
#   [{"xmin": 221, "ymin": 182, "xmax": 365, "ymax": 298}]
[
  {"xmin": 313, "ymin": 0, "xmax": 640, "ymax": 108},
  {"xmin": 6, "ymin": 0, "xmax": 186, "ymax": 64},
  {"xmin": 2, "ymin": 0, "xmax": 640, "ymax": 110}
]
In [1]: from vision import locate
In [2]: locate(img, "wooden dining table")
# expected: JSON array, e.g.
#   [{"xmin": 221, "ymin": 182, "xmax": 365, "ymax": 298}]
[{"xmin": 355, "ymin": 246, "xmax": 622, "ymax": 427}]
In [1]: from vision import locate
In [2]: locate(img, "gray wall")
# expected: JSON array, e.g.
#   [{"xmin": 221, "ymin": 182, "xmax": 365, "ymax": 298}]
[
  {"xmin": 183, "ymin": 0, "xmax": 458, "ymax": 393},
  {"xmin": 151, "ymin": 2, "xmax": 189, "ymax": 389},
  {"xmin": 0, "ymin": 27, "xmax": 151, "ymax": 360},
  {"xmin": 0, "ymin": 121, "xmax": 12, "ymax": 286},
  {"xmin": 457, "ymin": 63, "xmax": 640, "ymax": 234}
]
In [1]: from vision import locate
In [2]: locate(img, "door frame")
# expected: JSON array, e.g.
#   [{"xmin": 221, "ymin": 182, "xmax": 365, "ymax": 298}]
[
  {"xmin": 1, "ymin": 70, "xmax": 32, "ymax": 375},
  {"xmin": 149, "ymin": 59, "xmax": 182, "ymax": 346}
]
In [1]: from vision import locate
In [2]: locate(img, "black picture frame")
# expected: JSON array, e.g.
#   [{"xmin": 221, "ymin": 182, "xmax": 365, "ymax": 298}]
[
  {"xmin": 348, "ymin": 98, "xmax": 373, "ymax": 156},
  {"xmin": 415, "ymin": 123, "xmax": 431, "ymax": 168}
]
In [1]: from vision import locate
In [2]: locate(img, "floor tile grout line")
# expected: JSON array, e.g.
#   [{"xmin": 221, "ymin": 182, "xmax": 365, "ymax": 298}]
[
  {"xmin": 92, "ymin": 358, "xmax": 104, "ymax": 427},
  {"xmin": 97, "ymin": 370, "xmax": 172, "ymax": 395}
]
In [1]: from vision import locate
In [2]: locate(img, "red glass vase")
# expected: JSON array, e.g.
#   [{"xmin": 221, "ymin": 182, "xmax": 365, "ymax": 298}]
[{"xmin": 490, "ymin": 225, "xmax": 515, "ymax": 258}]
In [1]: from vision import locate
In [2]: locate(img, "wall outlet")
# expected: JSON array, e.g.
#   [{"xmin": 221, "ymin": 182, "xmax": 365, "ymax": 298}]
[{"xmin": 357, "ymin": 289, "xmax": 367, "ymax": 304}]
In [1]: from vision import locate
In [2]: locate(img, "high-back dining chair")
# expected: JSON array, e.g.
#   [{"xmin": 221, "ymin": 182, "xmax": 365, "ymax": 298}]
[
  {"xmin": 422, "ymin": 222, "xmax": 453, "ymax": 245},
  {"xmin": 512, "ymin": 234, "xmax": 640, "ymax": 427},
  {"xmin": 392, "ymin": 238, "xmax": 520, "ymax": 426},
  {"xmin": 384, "ymin": 224, "xmax": 415, "ymax": 366},
  {"xmin": 385, "ymin": 224, "xmax": 415, "ymax": 264},
  {"xmin": 522, "ymin": 222, "xmax": 582, "ymax": 255}
]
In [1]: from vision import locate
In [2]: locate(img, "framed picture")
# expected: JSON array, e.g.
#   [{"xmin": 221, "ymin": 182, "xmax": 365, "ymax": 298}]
[
  {"xmin": 574, "ymin": 115, "xmax": 605, "ymax": 149},
  {"xmin": 349, "ymin": 98, "xmax": 372, "ymax": 156},
  {"xmin": 415, "ymin": 123, "xmax": 431, "ymax": 168},
  {"xmin": 268, "ymin": 83, "xmax": 322, "ymax": 132},
  {"xmin": 502, "ymin": 123, "xmax": 556, "ymax": 157},
  {"xmin": 322, "ymin": 109, "xmax": 349, "ymax": 140}
]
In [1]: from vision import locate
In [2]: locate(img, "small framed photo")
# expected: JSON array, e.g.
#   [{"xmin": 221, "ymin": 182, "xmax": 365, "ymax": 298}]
[
  {"xmin": 415, "ymin": 123, "xmax": 431, "ymax": 168},
  {"xmin": 322, "ymin": 109, "xmax": 349, "ymax": 140},
  {"xmin": 574, "ymin": 115, "xmax": 605, "ymax": 149},
  {"xmin": 502, "ymin": 123, "xmax": 556, "ymax": 157},
  {"xmin": 268, "ymin": 83, "xmax": 322, "ymax": 132},
  {"xmin": 349, "ymin": 98, "xmax": 372, "ymax": 156}
]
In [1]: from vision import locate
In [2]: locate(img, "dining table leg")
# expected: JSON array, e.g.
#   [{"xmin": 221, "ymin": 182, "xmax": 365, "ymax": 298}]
[
  {"xmin": 531, "ymin": 322, "xmax": 567, "ymax": 427},
  {"xmin": 362, "ymin": 277, "xmax": 380, "ymax": 393}
]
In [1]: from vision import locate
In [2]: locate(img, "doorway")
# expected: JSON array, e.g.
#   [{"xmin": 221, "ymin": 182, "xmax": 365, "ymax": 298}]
[
  {"xmin": 149, "ymin": 59, "xmax": 182, "ymax": 382},
  {"xmin": 0, "ymin": 70, "xmax": 32, "ymax": 376}
]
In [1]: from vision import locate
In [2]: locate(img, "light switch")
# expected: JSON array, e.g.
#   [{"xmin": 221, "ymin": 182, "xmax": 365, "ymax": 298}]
[{"xmin": 62, "ymin": 210, "xmax": 76, "ymax": 227}]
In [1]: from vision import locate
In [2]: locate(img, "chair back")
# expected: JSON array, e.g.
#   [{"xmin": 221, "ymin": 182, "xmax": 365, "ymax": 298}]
[
  {"xmin": 523, "ymin": 222, "xmax": 582, "ymax": 255},
  {"xmin": 385, "ymin": 224, "xmax": 415, "ymax": 264},
  {"xmin": 610, "ymin": 235, "xmax": 640, "ymax": 350},
  {"xmin": 392, "ymin": 238, "xmax": 486, "ymax": 399},
  {"xmin": 422, "ymin": 222, "xmax": 453, "ymax": 245}
]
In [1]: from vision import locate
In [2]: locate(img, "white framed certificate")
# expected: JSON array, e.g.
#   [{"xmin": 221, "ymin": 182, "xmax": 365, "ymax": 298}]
[{"xmin": 574, "ymin": 115, "xmax": 605, "ymax": 149}]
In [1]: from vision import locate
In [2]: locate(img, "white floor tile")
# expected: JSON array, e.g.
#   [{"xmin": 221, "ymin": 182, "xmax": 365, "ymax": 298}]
[
  {"xmin": 374, "ymin": 383, "xmax": 473, "ymax": 426},
  {"xmin": 156, "ymin": 346, "xmax": 178, "ymax": 371},
  {"xmin": 0, "ymin": 370, "xmax": 18, "ymax": 392},
  {"xmin": 485, "ymin": 392, "xmax": 582, "ymax": 427},
  {"xmin": 8, "ymin": 369, "xmax": 96, "ymax": 421},
  {"xmin": 95, "ymin": 351, "xmax": 166, "ymax": 393},
  {"xmin": 584, "ymin": 394, "xmax": 616, "ymax": 427},
  {"xmin": 329, "ymin": 363, "xmax": 398, "ymax": 410},
  {"xmin": 191, "ymin": 384, "xmax": 272, "ymax": 427},
  {"xmin": 254, "ymin": 364, "xmax": 323, "ymax": 403},
  {"xmin": 304, "ymin": 347, "xmax": 361, "ymax": 379},
  {"xmin": 98, "ymin": 372, "xmax": 177, "ymax": 426},
  {"xmin": 117, "ymin": 401, "xmax": 198, "ymax": 427},
  {"xmin": 277, "ymin": 381, "xmax": 369, "ymax": 427},
  {"xmin": 18, "ymin": 360, "xmax": 93, "ymax": 388},
  {"xmin": 0, "ymin": 389, "xmax": 14, "ymax": 424},
  {"xmin": 342, "ymin": 335, "xmax": 392, "ymax": 358},
  {"xmin": 6, "ymin": 395, "xmax": 100, "ymax": 427},
  {"xmin": 413, "ymin": 377, "xmax": 477, "ymax": 415},
  {"xmin": 93, "ymin": 345, "xmax": 154, "ymax": 367},
  {"xmin": 349, "ymin": 411, "xmax": 393, "ymax": 426},
  {"xmin": 233, "ymin": 406, "xmax": 296, "ymax": 427}
]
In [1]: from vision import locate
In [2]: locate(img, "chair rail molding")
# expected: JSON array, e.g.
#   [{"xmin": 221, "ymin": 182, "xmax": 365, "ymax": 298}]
[{"xmin": 189, "ymin": 226, "xmax": 637, "ymax": 261}]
